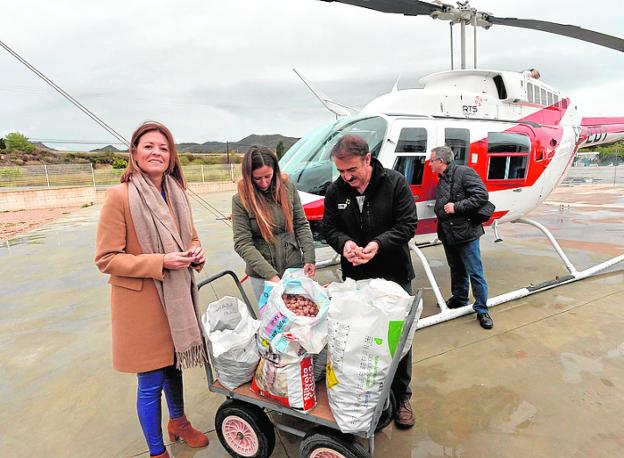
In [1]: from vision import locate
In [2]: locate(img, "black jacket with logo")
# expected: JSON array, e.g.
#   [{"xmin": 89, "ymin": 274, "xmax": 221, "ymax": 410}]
[
  {"xmin": 434, "ymin": 162, "xmax": 488, "ymax": 246},
  {"xmin": 322, "ymin": 158, "xmax": 418, "ymax": 284}
]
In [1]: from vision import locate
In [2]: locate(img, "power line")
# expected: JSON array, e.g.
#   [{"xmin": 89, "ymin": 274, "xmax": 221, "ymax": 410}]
[
  {"xmin": 0, "ymin": 39, "xmax": 235, "ymax": 225},
  {"xmin": 30, "ymin": 138, "xmax": 127, "ymax": 145},
  {"xmin": 0, "ymin": 39, "xmax": 128, "ymax": 146}
]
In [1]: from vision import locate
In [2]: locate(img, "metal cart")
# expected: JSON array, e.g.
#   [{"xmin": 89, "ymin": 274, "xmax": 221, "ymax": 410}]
[{"xmin": 198, "ymin": 270, "xmax": 422, "ymax": 458}]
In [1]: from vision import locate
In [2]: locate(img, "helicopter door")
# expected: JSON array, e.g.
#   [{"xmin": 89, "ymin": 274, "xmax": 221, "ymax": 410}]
[{"xmin": 384, "ymin": 120, "xmax": 437, "ymax": 205}]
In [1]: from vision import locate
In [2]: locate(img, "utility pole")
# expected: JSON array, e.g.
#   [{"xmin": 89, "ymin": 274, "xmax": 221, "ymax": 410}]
[
  {"xmin": 615, "ymin": 146, "xmax": 619, "ymax": 186},
  {"xmin": 226, "ymin": 141, "xmax": 230, "ymax": 165}
]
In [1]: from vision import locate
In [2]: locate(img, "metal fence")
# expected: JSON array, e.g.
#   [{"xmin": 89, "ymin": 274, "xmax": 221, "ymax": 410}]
[{"xmin": 0, "ymin": 163, "xmax": 241, "ymax": 188}]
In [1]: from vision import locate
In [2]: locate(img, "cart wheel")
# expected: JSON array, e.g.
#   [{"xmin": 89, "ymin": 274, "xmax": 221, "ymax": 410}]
[
  {"xmin": 300, "ymin": 429, "xmax": 370, "ymax": 458},
  {"xmin": 375, "ymin": 390, "xmax": 397, "ymax": 432},
  {"xmin": 215, "ymin": 399, "xmax": 275, "ymax": 458}
]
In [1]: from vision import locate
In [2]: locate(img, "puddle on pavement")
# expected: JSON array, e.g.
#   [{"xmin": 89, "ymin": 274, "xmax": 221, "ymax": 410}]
[
  {"xmin": 561, "ymin": 352, "xmax": 604, "ymax": 383},
  {"xmin": 412, "ymin": 384, "xmax": 536, "ymax": 450}
]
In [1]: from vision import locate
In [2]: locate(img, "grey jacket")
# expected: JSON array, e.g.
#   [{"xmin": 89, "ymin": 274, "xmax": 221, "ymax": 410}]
[{"xmin": 232, "ymin": 180, "xmax": 315, "ymax": 279}]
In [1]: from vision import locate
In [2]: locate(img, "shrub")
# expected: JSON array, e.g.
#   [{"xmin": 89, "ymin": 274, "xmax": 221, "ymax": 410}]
[{"xmin": 112, "ymin": 158, "xmax": 128, "ymax": 169}]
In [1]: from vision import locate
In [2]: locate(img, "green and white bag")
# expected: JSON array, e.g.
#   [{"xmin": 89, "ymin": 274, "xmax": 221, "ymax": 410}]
[{"xmin": 326, "ymin": 278, "xmax": 422, "ymax": 433}]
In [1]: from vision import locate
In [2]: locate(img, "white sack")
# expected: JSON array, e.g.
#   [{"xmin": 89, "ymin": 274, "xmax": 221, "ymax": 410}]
[
  {"xmin": 201, "ymin": 296, "xmax": 260, "ymax": 390},
  {"xmin": 251, "ymin": 332, "xmax": 316, "ymax": 411},
  {"xmin": 257, "ymin": 270, "xmax": 330, "ymax": 354},
  {"xmin": 326, "ymin": 278, "xmax": 422, "ymax": 433}
]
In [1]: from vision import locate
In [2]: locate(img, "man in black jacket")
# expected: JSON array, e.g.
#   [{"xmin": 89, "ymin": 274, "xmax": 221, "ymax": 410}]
[
  {"xmin": 430, "ymin": 145, "xmax": 493, "ymax": 329},
  {"xmin": 323, "ymin": 134, "xmax": 418, "ymax": 428}
]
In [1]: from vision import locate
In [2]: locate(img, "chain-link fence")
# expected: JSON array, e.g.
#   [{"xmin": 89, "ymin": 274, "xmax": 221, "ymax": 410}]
[{"xmin": 0, "ymin": 164, "xmax": 242, "ymax": 189}]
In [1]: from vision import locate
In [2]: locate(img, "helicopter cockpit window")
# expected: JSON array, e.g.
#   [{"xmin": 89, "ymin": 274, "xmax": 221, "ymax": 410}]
[
  {"xmin": 395, "ymin": 128, "xmax": 427, "ymax": 153},
  {"xmin": 280, "ymin": 116, "xmax": 388, "ymax": 196},
  {"xmin": 444, "ymin": 128, "xmax": 469, "ymax": 165},
  {"xmin": 487, "ymin": 132, "xmax": 530, "ymax": 180},
  {"xmin": 393, "ymin": 155, "xmax": 425, "ymax": 186}
]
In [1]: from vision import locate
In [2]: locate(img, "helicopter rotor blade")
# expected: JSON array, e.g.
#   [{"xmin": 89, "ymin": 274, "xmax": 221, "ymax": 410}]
[
  {"xmin": 486, "ymin": 16, "xmax": 624, "ymax": 52},
  {"xmin": 319, "ymin": 0, "xmax": 449, "ymax": 17},
  {"xmin": 319, "ymin": 1, "xmax": 624, "ymax": 53}
]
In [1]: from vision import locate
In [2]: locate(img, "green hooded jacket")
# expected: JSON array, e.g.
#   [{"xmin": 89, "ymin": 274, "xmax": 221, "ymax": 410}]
[{"xmin": 232, "ymin": 180, "xmax": 315, "ymax": 279}]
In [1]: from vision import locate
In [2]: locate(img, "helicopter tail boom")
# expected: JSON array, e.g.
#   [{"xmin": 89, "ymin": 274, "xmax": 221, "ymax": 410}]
[{"xmin": 578, "ymin": 116, "xmax": 624, "ymax": 148}]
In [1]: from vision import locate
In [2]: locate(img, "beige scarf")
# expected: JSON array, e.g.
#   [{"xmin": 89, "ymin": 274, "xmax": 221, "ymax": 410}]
[{"xmin": 128, "ymin": 172, "xmax": 207, "ymax": 369}]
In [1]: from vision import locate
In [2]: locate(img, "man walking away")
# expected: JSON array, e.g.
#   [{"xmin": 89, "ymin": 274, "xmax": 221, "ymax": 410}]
[{"xmin": 429, "ymin": 145, "xmax": 493, "ymax": 330}]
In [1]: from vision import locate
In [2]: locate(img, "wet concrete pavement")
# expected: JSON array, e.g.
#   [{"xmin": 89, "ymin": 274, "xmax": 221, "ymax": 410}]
[{"xmin": 1, "ymin": 183, "xmax": 623, "ymax": 457}]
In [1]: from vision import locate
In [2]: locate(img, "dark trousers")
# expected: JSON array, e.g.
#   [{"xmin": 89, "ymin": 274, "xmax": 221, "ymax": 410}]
[
  {"xmin": 137, "ymin": 365, "xmax": 185, "ymax": 456},
  {"xmin": 442, "ymin": 238, "xmax": 489, "ymax": 315},
  {"xmin": 391, "ymin": 281, "xmax": 413, "ymax": 402}
]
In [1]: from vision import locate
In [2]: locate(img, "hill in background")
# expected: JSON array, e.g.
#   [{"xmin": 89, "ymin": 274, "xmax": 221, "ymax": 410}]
[
  {"xmin": 177, "ymin": 133, "xmax": 299, "ymax": 153},
  {"xmin": 1, "ymin": 133, "xmax": 300, "ymax": 166},
  {"xmin": 90, "ymin": 145, "xmax": 122, "ymax": 153}
]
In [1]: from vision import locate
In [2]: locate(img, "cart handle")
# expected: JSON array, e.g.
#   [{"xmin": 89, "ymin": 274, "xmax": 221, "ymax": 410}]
[
  {"xmin": 197, "ymin": 270, "xmax": 257, "ymax": 320},
  {"xmin": 366, "ymin": 288, "xmax": 423, "ymax": 439}
]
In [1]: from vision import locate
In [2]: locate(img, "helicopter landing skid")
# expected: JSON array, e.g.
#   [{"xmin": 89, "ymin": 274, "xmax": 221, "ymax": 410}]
[{"xmin": 412, "ymin": 217, "xmax": 624, "ymax": 329}]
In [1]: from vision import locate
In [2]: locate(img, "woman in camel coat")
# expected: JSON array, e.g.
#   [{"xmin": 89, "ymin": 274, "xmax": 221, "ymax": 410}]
[{"xmin": 95, "ymin": 121, "xmax": 208, "ymax": 458}]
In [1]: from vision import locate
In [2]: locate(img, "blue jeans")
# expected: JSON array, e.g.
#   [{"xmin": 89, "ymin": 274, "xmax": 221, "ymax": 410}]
[
  {"xmin": 443, "ymin": 238, "xmax": 489, "ymax": 315},
  {"xmin": 137, "ymin": 365, "xmax": 185, "ymax": 456}
]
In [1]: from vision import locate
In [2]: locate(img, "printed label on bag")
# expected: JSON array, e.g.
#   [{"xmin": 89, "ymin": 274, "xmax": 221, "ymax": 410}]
[
  {"xmin": 263, "ymin": 312, "xmax": 289, "ymax": 341},
  {"xmin": 300, "ymin": 358, "xmax": 316, "ymax": 410},
  {"xmin": 326, "ymin": 361, "xmax": 339, "ymax": 388},
  {"xmin": 258, "ymin": 283, "xmax": 274, "ymax": 313}
]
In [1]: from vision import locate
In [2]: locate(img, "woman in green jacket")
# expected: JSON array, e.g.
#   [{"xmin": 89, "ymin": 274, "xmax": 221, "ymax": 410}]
[{"xmin": 232, "ymin": 146, "xmax": 316, "ymax": 299}]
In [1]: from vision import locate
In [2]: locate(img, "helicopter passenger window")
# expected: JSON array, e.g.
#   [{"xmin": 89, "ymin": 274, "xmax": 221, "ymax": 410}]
[
  {"xmin": 444, "ymin": 128, "xmax": 469, "ymax": 165},
  {"xmin": 554, "ymin": 94, "xmax": 559, "ymax": 105},
  {"xmin": 487, "ymin": 132, "xmax": 530, "ymax": 180},
  {"xmin": 527, "ymin": 83, "xmax": 534, "ymax": 103},
  {"xmin": 395, "ymin": 128, "xmax": 427, "ymax": 153},
  {"xmin": 393, "ymin": 155, "xmax": 425, "ymax": 185},
  {"xmin": 540, "ymin": 88, "xmax": 547, "ymax": 106},
  {"xmin": 534, "ymin": 85, "xmax": 541, "ymax": 105}
]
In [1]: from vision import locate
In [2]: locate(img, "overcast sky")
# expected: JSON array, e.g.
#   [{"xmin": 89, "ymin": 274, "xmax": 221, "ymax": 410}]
[{"xmin": 1, "ymin": 0, "xmax": 623, "ymax": 151}]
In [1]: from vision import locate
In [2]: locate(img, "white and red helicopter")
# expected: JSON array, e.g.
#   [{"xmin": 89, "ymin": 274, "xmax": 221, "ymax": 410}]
[{"xmin": 278, "ymin": 0, "xmax": 624, "ymax": 327}]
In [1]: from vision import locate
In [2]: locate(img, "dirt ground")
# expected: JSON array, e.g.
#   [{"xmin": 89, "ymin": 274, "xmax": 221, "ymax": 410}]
[{"xmin": 0, "ymin": 206, "xmax": 83, "ymax": 241}]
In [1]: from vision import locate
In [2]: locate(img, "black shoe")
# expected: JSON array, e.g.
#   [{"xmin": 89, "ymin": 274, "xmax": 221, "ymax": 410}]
[
  {"xmin": 477, "ymin": 313, "xmax": 493, "ymax": 329},
  {"xmin": 446, "ymin": 297, "xmax": 468, "ymax": 309}
]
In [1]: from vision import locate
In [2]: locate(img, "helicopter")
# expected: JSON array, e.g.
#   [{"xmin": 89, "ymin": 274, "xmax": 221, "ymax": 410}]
[{"xmin": 278, "ymin": 0, "xmax": 624, "ymax": 328}]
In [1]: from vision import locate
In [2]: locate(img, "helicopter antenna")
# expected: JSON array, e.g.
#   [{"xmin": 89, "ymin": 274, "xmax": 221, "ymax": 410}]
[
  {"xmin": 391, "ymin": 74, "xmax": 401, "ymax": 92},
  {"xmin": 292, "ymin": 68, "xmax": 358, "ymax": 117}
]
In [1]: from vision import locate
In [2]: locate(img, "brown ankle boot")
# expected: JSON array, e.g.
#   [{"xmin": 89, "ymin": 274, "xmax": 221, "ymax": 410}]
[
  {"xmin": 167, "ymin": 415, "xmax": 209, "ymax": 448},
  {"xmin": 395, "ymin": 399, "xmax": 416, "ymax": 429}
]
